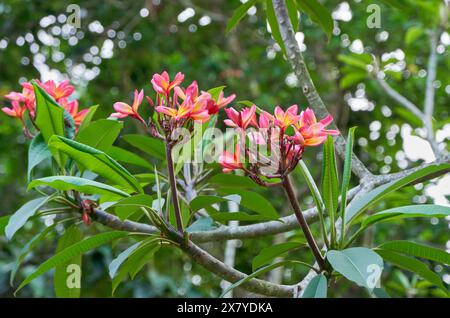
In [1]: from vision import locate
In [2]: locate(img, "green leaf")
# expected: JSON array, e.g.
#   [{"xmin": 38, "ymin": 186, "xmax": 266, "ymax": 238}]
[
  {"xmin": 209, "ymin": 173, "xmax": 259, "ymax": 188},
  {"xmin": 0, "ymin": 215, "xmax": 10, "ymax": 236},
  {"xmin": 340, "ymin": 73, "xmax": 367, "ymax": 89},
  {"xmin": 28, "ymin": 176, "xmax": 130, "ymax": 198},
  {"xmin": 122, "ymin": 134, "xmax": 165, "ymax": 161},
  {"xmin": 109, "ymin": 242, "xmax": 141, "ymax": 279},
  {"xmin": 361, "ymin": 204, "xmax": 450, "ymax": 229},
  {"xmin": 28, "ymin": 133, "xmax": 51, "ymax": 181},
  {"xmin": 5, "ymin": 196, "xmax": 52, "ymax": 240},
  {"xmin": 189, "ymin": 195, "xmax": 233, "ymax": 212},
  {"xmin": 111, "ymin": 238, "xmax": 160, "ymax": 294},
  {"xmin": 10, "ymin": 221, "xmax": 59, "ymax": 285},
  {"xmin": 107, "ymin": 146, "xmax": 152, "ymax": 169},
  {"xmin": 295, "ymin": 0, "xmax": 333, "ymax": 38},
  {"xmin": 75, "ymin": 119, "xmax": 123, "ymax": 152},
  {"xmin": 286, "ymin": 0, "xmax": 299, "ymax": 32},
  {"xmin": 48, "ymin": 136, "xmax": 143, "ymax": 194},
  {"xmin": 265, "ymin": 0, "xmax": 286, "ymax": 54},
  {"xmin": 219, "ymin": 189, "xmax": 279, "ymax": 219},
  {"xmin": 207, "ymin": 86, "xmax": 226, "ymax": 101},
  {"xmin": 377, "ymin": 241, "xmax": 450, "ymax": 265},
  {"xmin": 108, "ymin": 194, "xmax": 156, "ymax": 221},
  {"xmin": 252, "ymin": 242, "xmax": 302, "ymax": 271},
  {"xmin": 345, "ymin": 163, "xmax": 450, "ymax": 224},
  {"xmin": 322, "ymin": 136, "xmax": 339, "ymax": 241},
  {"xmin": 226, "ymin": 0, "xmax": 259, "ymax": 33},
  {"xmin": 16, "ymin": 231, "xmax": 128, "ymax": 294},
  {"xmin": 327, "ymin": 247, "xmax": 383, "ymax": 290},
  {"xmin": 54, "ymin": 225, "xmax": 83, "ymax": 298},
  {"xmin": 302, "ymin": 274, "xmax": 327, "ymax": 298},
  {"xmin": 338, "ymin": 54, "xmax": 371, "ymax": 70},
  {"xmin": 375, "ymin": 249, "xmax": 447, "ymax": 292},
  {"xmin": 186, "ymin": 217, "xmax": 217, "ymax": 233},
  {"xmin": 77, "ymin": 105, "xmax": 99, "ymax": 132},
  {"xmin": 405, "ymin": 26, "xmax": 424, "ymax": 45},
  {"xmin": 33, "ymin": 82, "xmax": 65, "ymax": 143}
]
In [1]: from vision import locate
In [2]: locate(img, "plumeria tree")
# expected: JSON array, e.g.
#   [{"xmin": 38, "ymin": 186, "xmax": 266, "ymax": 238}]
[{"xmin": 1, "ymin": 0, "xmax": 449, "ymax": 298}]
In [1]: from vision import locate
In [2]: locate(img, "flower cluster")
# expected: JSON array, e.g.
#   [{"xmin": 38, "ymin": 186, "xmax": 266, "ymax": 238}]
[
  {"xmin": 111, "ymin": 71, "xmax": 235, "ymax": 144},
  {"xmin": 2, "ymin": 79, "xmax": 87, "ymax": 128},
  {"xmin": 218, "ymin": 104, "xmax": 339, "ymax": 184}
]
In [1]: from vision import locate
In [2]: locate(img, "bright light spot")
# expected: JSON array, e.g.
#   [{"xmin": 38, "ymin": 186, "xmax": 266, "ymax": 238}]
[
  {"xmin": 285, "ymin": 73, "xmax": 299, "ymax": 87},
  {"xmin": 332, "ymin": 2, "xmax": 352, "ymax": 21},
  {"xmin": 88, "ymin": 20, "xmax": 104, "ymax": 33},
  {"xmin": 401, "ymin": 124, "xmax": 436, "ymax": 163},
  {"xmin": 295, "ymin": 32, "xmax": 307, "ymax": 52},
  {"xmin": 441, "ymin": 32, "xmax": 450, "ymax": 46},
  {"xmin": 140, "ymin": 8, "xmax": 149, "ymax": 18},
  {"xmin": 425, "ymin": 175, "xmax": 450, "ymax": 206},
  {"xmin": 349, "ymin": 39, "xmax": 364, "ymax": 54},
  {"xmin": 178, "ymin": 8, "xmax": 195, "ymax": 23},
  {"xmin": 101, "ymin": 39, "xmax": 114, "ymax": 59},
  {"xmin": 199, "ymin": 15, "xmax": 211, "ymax": 26}
]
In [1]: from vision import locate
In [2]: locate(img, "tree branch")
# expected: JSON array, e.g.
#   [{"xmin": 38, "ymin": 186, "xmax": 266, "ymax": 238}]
[{"xmin": 271, "ymin": 0, "xmax": 372, "ymax": 180}]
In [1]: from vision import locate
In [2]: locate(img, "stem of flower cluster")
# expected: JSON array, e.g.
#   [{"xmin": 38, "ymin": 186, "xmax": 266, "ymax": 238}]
[
  {"xmin": 165, "ymin": 142, "xmax": 184, "ymax": 233},
  {"xmin": 282, "ymin": 176, "xmax": 326, "ymax": 271}
]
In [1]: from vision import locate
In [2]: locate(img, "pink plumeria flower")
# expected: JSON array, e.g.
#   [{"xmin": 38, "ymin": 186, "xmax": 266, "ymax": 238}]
[
  {"xmin": 273, "ymin": 105, "xmax": 301, "ymax": 129},
  {"xmin": 111, "ymin": 89, "xmax": 146, "ymax": 124},
  {"xmin": 2, "ymin": 100, "xmax": 26, "ymax": 122},
  {"xmin": 292, "ymin": 108, "xmax": 339, "ymax": 146},
  {"xmin": 218, "ymin": 144, "xmax": 244, "ymax": 172},
  {"xmin": 155, "ymin": 102, "xmax": 192, "ymax": 121},
  {"xmin": 174, "ymin": 81, "xmax": 211, "ymax": 123},
  {"xmin": 5, "ymin": 82, "xmax": 36, "ymax": 116},
  {"xmin": 151, "ymin": 71, "xmax": 184, "ymax": 95},
  {"xmin": 38, "ymin": 79, "xmax": 75, "ymax": 101},
  {"xmin": 206, "ymin": 91, "xmax": 236, "ymax": 115},
  {"xmin": 60, "ymin": 98, "xmax": 88, "ymax": 126},
  {"xmin": 224, "ymin": 105, "xmax": 258, "ymax": 129}
]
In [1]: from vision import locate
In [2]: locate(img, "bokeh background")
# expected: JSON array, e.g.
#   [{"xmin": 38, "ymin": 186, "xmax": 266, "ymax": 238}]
[{"xmin": 0, "ymin": 0, "xmax": 449, "ymax": 297}]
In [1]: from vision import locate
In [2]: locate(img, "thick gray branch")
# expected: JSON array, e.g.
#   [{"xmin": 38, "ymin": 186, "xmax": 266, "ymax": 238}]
[{"xmin": 271, "ymin": 0, "xmax": 372, "ymax": 180}]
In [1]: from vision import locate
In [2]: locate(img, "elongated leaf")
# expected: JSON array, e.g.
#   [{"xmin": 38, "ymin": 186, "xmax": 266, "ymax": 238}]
[
  {"xmin": 189, "ymin": 195, "xmax": 235, "ymax": 212},
  {"xmin": 48, "ymin": 136, "xmax": 142, "ymax": 194},
  {"xmin": 107, "ymin": 146, "xmax": 152, "ymax": 169},
  {"xmin": 10, "ymin": 221, "xmax": 59, "ymax": 285},
  {"xmin": 327, "ymin": 247, "xmax": 383, "ymax": 290},
  {"xmin": 109, "ymin": 242, "xmax": 141, "ymax": 278},
  {"xmin": 361, "ymin": 205, "xmax": 450, "ymax": 229},
  {"xmin": 54, "ymin": 225, "xmax": 83, "ymax": 298},
  {"xmin": 322, "ymin": 136, "xmax": 339, "ymax": 234},
  {"xmin": 77, "ymin": 105, "xmax": 98, "ymax": 132},
  {"xmin": 76, "ymin": 119, "xmax": 123, "ymax": 152},
  {"xmin": 122, "ymin": 134, "xmax": 165, "ymax": 160},
  {"xmin": 345, "ymin": 163, "xmax": 450, "ymax": 224},
  {"xmin": 219, "ymin": 189, "xmax": 279, "ymax": 218},
  {"xmin": 16, "ymin": 231, "xmax": 128, "ymax": 294},
  {"xmin": 265, "ymin": 0, "xmax": 286, "ymax": 54},
  {"xmin": 226, "ymin": 0, "xmax": 259, "ymax": 33},
  {"xmin": 252, "ymin": 242, "xmax": 303, "ymax": 271},
  {"xmin": 377, "ymin": 241, "xmax": 450, "ymax": 265},
  {"xmin": 340, "ymin": 127, "xmax": 355, "ymax": 240},
  {"xmin": 286, "ymin": 0, "xmax": 299, "ymax": 31},
  {"xmin": 302, "ymin": 274, "xmax": 327, "ymax": 298},
  {"xmin": 340, "ymin": 72, "xmax": 368, "ymax": 89},
  {"xmin": 295, "ymin": 0, "xmax": 333, "ymax": 38},
  {"xmin": 375, "ymin": 249, "xmax": 447, "ymax": 292},
  {"xmin": 129, "ymin": 244, "xmax": 160, "ymax": 279},
  {"xmin": 28, "ymin": 176, "xmax": 130, "ymax": 198},
  {"xmin": 33, "ymin": 82, "xmax": 65, "ymax": 143},
  {"xmin": 5, "ymin": 196, "xmax": 52, "ymax": 240},
  {"xmin": 28, "ymin": 133, "xmax": 51, "ymax": 181},
  {"xmin": 108, "ymin": 194, "xmax": 156, "ymax": 221}
]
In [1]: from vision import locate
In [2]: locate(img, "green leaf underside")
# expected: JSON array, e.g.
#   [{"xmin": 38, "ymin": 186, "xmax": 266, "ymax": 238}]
[
  {"xmin": 5, "ymin": 196, "xmax": 51, "ymax": 240},
  {"xmin": 302, "ymin": 274, "xmax": 327, "ymax": 298},
  {"xmin": 28, "ymin": 133, "xmax": 51, "ymax": 181},
  {"xmin": 327, "ymin": 247, "xmax": 383, "ymax": 290},
  {"xmin": 295, "ymin": 0, "xmax": 333, "ymax": 38},
  {"xmin": 28, "ymin": 176, "xmax": 130, "ymax": 198},
  {"xmin": 75, "ymin": 119, "xmax": 123, "ymax": 152}
]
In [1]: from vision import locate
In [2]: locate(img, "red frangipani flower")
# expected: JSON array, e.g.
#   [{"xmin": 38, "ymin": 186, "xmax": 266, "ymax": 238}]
[
  {"xmin": 292, "ymin": 108, "xmax": 339, "ymax": 146},
  {"xmin": 224, "ymin": 105, "xmax": 258, "ymax": 129}
]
